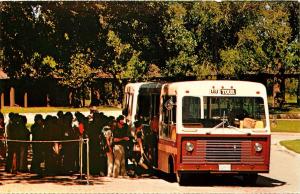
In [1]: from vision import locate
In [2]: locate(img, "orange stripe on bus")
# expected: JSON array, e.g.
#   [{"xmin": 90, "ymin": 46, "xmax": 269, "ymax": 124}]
[{"xmin": 158, "ymin": 143, "xmax": 177, "ymax": 155}]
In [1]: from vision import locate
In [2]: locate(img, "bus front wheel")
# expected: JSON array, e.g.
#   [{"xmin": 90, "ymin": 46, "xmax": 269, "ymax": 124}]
[
  {"xmin": 243, "ymin": 173, "xmax": 258, "ymax": 185},
  {"xmin": 176, "ymin": 172, "xmax": 187, "ymax": 186}
]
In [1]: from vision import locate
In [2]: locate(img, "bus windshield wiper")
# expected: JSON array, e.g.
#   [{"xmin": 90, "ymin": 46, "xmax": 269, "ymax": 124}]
[
  {"xmin": 211, "ymin": 111, "xmax": 250, "ymax": 134},
  {"xmin": 213, "ymin": 111, "xmax": 227, "ymax": 129}
]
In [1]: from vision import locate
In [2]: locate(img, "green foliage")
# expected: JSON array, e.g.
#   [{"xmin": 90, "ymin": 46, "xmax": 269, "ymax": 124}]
[
  {"xmin": 42, "ymin": 56, "xmax": 58, "ymax": 69},
  {"xmin": 220, "ymin": 2, "xmax": 297, "ymax": 77},
  {"xmin": 188, "ymin": 2, "xmax": 240, "ymax": 78},
  {"xmin": 59, "ymin": 49, "xmax": 95, "ymax": 89},
  {"xmin": 163, "ymin": 3, "xmax": 197, "ymax": 77},
  {"xmin": 285, "ymin": 78, "xmax": 298, "ymax": 99},
  {"xmin": 1, "ymin": 1, "xmax": 299, "ymax": 95},
  {"xmin": 105, "ymin": 30, "xmax": 145, "ymax": 81}
]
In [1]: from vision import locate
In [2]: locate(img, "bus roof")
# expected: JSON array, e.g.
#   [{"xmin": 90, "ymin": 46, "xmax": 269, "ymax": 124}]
[
  {"xmin": 161, "ymin": 80, "xmax": 267, "ymax": 97},
  {"xmin": 124, "ymin": 82, "xmax": 152, "ymax": 93},
  {"xmin": 125, "ymin": 82, "xmax": 163, "ymax": 94},
  {"xmin": 139, "ymin": 82, "xmax": 162, "ymax": 94}
]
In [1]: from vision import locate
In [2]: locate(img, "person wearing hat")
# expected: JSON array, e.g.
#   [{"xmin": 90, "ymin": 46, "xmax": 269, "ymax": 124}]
[{"xmin": 112, "ymin": 115, "xmax": 130, "ymax": 178}]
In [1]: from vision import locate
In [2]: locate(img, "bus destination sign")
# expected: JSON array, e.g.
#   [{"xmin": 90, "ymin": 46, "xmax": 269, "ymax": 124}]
[
  {"xmin": 220, "ymin": 89, "xmax": 236, "ymax": 95},
  {"xmin": 210, "ymin": 88, "xmax": 236, "ymax": 95}
]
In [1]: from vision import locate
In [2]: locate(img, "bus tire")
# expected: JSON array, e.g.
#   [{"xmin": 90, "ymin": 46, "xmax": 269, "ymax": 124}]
[
  {"xmin": 243, "ymin": 173, "xmax": 258, "ymax": 185},
  {"xmin": 168, "ymin": 156, "xmax": 176, "ymax": 182},
  {"xmin": 176, "ymin": 172, "xmax": 186, "ymax": 186}
]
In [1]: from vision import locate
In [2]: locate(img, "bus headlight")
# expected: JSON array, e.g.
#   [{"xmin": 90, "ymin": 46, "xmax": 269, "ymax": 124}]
[
  {"xmin": 254, "ymin": 142, "xmax": 263, "ymax": 152},
  {"xmin": 185, "ymin": 142, "xmax": 194, "ymax": 152}
]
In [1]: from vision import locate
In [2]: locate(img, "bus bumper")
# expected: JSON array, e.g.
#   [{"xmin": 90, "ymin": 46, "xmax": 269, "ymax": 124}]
[{"xmin": 177, "ymin": 163, "xmax": 269, "ymax": 174}]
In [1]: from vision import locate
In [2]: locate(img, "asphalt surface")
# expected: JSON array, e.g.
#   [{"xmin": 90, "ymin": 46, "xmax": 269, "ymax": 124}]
[{"xmin": 0, "ymin": 132, "xmax": 300, "ymax": 193}]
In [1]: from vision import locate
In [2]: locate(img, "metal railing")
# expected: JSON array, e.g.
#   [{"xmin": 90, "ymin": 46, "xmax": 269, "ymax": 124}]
[{"xmin": 0, "ymin": 137, "xmax": 91, "ymax": 184}]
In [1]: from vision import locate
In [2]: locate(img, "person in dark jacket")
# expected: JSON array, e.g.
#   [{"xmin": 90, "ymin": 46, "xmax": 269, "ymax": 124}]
[
  {"xmin": 5, "ymin": 114, "xmax": 30, "ymax": 173},
  {"xmin": 30, "ymin": 114, "xmax": 45, "ymax": 173},
  {"xmin": 18, "ymin": 115, "xmax": 30, "ymax": 172},
  {"xmin": 5, "ymin": 113, "xmax": 17, "ymax": 173},
  {"xmin": 44, "ymin": 116, "xmax": 63, "ymax": 175},
  {"xmin": 0, "ymin": 112, "xmax": 6, "ymax": 161},
  {"xmin": 112, "ymin": 115, "xmax": 131, "ymax": 178},
  {"xmin": 74, "ymin": 112, "xmax": 89, "ymax": 173},
  {"xmin": 88, "ymin": 112, "xmax": 103, "ymax": 175},
  {"xmin": 62, "ymin": 112, "xmax": 79, "ymax": 174}
]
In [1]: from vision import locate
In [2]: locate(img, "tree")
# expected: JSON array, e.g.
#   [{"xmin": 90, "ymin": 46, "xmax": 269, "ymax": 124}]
[
  {"xmin": 162, "ymin": 3, "xmax": 198, "ymax": 77},
  {"xmin": 188, "ymin": 2, "xmax": 251, "ymax": 79},
  {"xmin": 1, "ymin": 2, "xmax": 299, "ymax": 107},
  {"xmin": 219, "ymin": 2, "xmax": 299, "ymax": 107},
  {"xmin": 58, "ymin": 49, "xmax": 95, "ymax": 107},
  {"xmin": 100, "ymin": 30, "xmax": 145, "ymax": 104},
  {"xmin": 1, "ymin": 2, "xmax": 58, "ymax": 78},
  {"xmin": 95, "ymin": 2, "xmax": 167, "ymax": 74}
]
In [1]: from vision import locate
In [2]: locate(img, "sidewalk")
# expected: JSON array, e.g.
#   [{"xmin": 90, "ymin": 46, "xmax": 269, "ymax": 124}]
[{"xmin": 271, "ymin": 132, "xmax": 300, "ymax": 157}]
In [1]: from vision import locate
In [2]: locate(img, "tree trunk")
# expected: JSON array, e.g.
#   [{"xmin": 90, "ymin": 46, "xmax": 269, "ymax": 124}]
[
  {"xmin": 272, "ymin": 78, "xmax": 280, "ymax": 108},
  {"xmin": 68, "ymin": 91, "xmax": 73, "ymax": 106},
  {"xmin": 279, "ymin": 77, "xmax": 285, "ymax": 109},
  {"xmin": 46, "ymin": 94, "xmax": 50, "ymax": 107},
  {"xmin": 297, "ymin": 75, "xmax": 300, "ymax": 106},
  {"xmin": 82, "ymin": 88, "xmax": 85, "ymax": 107}
]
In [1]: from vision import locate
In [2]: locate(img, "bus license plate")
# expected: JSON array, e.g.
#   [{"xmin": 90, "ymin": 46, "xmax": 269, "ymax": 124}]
[{"xmin": 219, "ymin": 164, "xmax": 231, "ymax": 171}]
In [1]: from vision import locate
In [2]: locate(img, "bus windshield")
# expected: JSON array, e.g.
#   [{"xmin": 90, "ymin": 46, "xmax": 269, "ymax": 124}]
[{"xmin": 182, "ymin": 96, "xmax": 266, "ymax": 128}]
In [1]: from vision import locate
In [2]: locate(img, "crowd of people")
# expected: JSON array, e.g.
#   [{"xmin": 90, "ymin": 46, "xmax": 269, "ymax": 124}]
[{"xmin": 0, "ymin": 110, "xmax": 151, "ymax": 178}]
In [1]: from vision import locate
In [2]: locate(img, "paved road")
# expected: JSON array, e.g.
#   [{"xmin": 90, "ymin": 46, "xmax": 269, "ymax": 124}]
[{"xmin": 0, "ymin": 132, "xmax": 299, "ymax": 193}]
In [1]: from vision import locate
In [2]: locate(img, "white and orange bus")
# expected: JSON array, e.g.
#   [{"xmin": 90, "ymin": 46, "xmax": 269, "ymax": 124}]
[{"xmin": 123, "ymin": 80, "xmax": 271, "ymax": 185}]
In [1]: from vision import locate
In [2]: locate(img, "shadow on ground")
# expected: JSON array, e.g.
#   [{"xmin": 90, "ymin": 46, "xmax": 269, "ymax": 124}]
[
  {"xmin": 0, "ymin": 166, "xmax": 286, "ymax": 188},
  {"xmin": 0, "ymin": 170, "xmax": 110, "ymax": 186},
  {"xmin": 155, "ymin": 171, "xmax": 286, "ymax": 187}
]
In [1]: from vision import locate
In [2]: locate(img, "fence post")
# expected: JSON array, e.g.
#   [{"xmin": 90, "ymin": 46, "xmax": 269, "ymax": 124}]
[
  {"xmin": 80, "ymin": 138, "xmax": 83, "ymax": 179},
  {"xmin": 86, "ymin": 138, "xmax": 90, "ymax": 184}
]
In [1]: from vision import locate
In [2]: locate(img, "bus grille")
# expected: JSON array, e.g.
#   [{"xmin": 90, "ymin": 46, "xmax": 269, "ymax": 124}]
[
  {"xmin": 205, "ymin": 140, "xmax": 242, "ymax": 162},
  {"xmin": 182, "ymin": 138, "xmax": 265, "ymax": 164}
]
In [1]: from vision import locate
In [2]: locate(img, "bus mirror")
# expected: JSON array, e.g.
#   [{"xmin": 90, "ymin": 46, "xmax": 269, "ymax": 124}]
[
  {"xmin": 122, "ymin": 108, "xmax": 128, "ymax": 116},
  {"xmin": 165, "ymin": 99, "xmax": 174, "ymax": 110}
]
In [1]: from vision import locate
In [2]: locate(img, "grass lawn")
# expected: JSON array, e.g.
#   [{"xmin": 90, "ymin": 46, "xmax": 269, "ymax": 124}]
[
  {"xmin": 271, "ymin": 120, "xmax": 300, "ymax": 133},
  {"xmin": 287, "ymin": 107, "xmax": 300, "ymax": 113},
  {"xmin": 0, "ymin": 106, "xmax": 121, "ymax": 114},
  {"xmin": 280, "ymin": 139, "xmax": 300, "ymax": 154}
]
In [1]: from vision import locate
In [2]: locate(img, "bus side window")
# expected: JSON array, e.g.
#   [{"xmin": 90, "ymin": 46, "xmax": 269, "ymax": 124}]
[
  {"xmin": 151, "ymin": 94, "xmax": 160, "ymax": 117},
  {"xmin": 137, "ymin": 95, "xmax": 151, "ymax": 122},
  {"xmin": 150, "ymin": 94, "xmax": 160, "ymax": 133},
  {"xmin": 122, "ymin": 93, "xmax": 129, "ymax": 116},
  {"xmin": 128, "ymin": 94, "xmax": 134, "ymax": 117}
]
